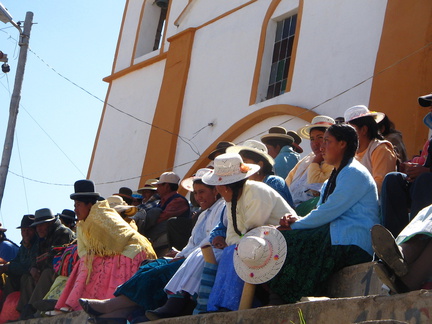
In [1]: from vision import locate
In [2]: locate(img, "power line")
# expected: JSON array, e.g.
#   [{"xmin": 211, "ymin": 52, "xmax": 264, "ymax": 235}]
[{"xmin": 1, "ymin": 31, "xmax": 431, "ymax": 187}]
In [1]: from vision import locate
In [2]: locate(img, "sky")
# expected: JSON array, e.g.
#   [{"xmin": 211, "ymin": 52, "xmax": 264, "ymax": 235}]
[{"xmin": 0, "ymin": 1, "xmax": 125, "ymax": 244}]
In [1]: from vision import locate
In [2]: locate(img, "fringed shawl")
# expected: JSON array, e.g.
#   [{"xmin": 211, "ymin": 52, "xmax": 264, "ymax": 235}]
[{"xmin": 77, "ymin": 200, "xmax": 156, "ymax": 282}]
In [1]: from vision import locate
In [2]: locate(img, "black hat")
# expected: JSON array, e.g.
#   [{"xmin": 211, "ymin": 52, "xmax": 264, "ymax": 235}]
[
  {"xmin": 208, "ymin": 141, "xmax": 235, "ymax": 160},
  {"xmin": 418, "ymin": 94, "xmax": 432, "ymax": 107},
  {"xmin": 58, "ymin": 209, "xmax": 76, "ymax": 221},
  {"xmin": 70, "ymin": 179, "xmax": 100, "ymax": 201},
  {"xmin": 31, "ymin": 208, "xmax": 56, "ymax": 226},
  {"xmin": 114, "ymin": 187, "xmax": 134, "ymax": 205},
  {"xmin": 17, "ymin": 214, "xmax": 35, "ymax": 229}
]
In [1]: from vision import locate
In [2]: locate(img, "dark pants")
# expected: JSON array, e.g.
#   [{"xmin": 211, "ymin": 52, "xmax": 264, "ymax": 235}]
[
  {"xmin": 17, "ymin": 268, "xmax": 55, "ymax": 312},
  {"xmin": 167, "ymin": 217, "xmax": 195, "ymax": 251},
  {"xmin": 381, "ymin": 172, "xmax": 432, "ymax": 237}
]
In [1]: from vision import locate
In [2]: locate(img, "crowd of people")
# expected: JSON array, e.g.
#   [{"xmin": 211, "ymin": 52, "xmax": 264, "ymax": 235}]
[{"xmin": 0, "ymin": 98, "xmax": 431, "ymax": 323}]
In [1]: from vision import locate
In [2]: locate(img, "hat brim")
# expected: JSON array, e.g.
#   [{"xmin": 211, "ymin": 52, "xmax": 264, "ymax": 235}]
[
  {"xmin": 70, "ymin": 192, "xmax": 100, "ymax": 200},
  {"xmin": 202, "ymin": 163, "xmax": 260, "ymax": 186},
  {"xmin": 138, "ymin": 187, "xmax": 157, "ymax": 192},
  {"xmin": 226, "ymin": 146, "xmax": 275, "ymax": 166},
  {"xmin": 347, "ymin": 112, "xmax": 385, "ymax": 124},
  {"xmin": 297, "ymin": 123, "xmax": 333, "ymax": 140},
  {"xmin": 181, "ymin": 177, "xmax": 197, "ymax": 192},
  {"xmin": 261, "ymin": 134, "xmax": 294, "ymax": 146},
  {"xmin": 234, "ymin": 226, "xmax": 287, "ymax": 284},
  {"xmin": 31, "ymin": 217, "xmax": 56, "ymax": 227}
]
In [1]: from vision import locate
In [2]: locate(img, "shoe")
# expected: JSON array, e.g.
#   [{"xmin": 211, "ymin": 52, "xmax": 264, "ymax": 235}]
[
  {"xmin": 374, "ymin": 261, "xmax": 409, "ymax": 294},
  {"xmin": 371, "ymin": 224, "xmax": 408, "ymax": 277},
  {"xmin": 33, "ymin": 299, "xmax": 58, "ymax": 311},
  {"xmin": 79, "ymin": 298, "xmax": 104, "ymax": 317},
  {"xmin": 145, "ymin": 296, "xmax": 187, "ymax": 321}
]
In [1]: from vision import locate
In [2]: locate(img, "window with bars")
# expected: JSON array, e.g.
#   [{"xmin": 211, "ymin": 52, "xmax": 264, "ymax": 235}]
[{"xmin": 266, "ymin": 14, "xmax": 297, "ymax": 100}]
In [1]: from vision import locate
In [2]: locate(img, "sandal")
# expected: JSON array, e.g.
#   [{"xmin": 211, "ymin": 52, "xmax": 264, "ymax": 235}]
[{"xmin": 371, "ymin": 224, "xmax": 408, "ymax": 277}]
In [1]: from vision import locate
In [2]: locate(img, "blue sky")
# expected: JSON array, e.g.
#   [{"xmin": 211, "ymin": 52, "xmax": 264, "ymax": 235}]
[{"xmin": 0, "ymin": 1, "xmax": 125, "ymax": 244}]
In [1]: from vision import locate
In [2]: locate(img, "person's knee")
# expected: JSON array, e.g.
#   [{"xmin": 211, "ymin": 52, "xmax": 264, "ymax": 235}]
[{"xmin": 383, "ymin": 172, "xmax": 406, "ymax": 187}]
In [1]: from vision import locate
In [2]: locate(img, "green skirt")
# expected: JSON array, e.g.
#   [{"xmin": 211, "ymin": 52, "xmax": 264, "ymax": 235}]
[{"xmin": 269, "ymin": 224, "xmax": 371, "ymax": 304}]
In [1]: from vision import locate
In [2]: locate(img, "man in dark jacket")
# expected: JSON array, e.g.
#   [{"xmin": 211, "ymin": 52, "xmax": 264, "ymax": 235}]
[
  {"xmin": 18, "ymin": 208, "xmax": 75, "ymax": 319},
  {"xmin": 0, "ymin": 215, "xmax": 38, "ymax": 301}
]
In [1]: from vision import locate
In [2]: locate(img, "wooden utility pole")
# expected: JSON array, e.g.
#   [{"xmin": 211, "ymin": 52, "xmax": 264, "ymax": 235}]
[{"xmin": 0, "ymin": 11, "xmax": 33, "ymax": 209}]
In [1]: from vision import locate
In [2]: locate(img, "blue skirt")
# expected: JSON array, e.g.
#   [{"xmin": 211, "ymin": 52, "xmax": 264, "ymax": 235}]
[
  {"xmin": 207, "ymin": 245, "xmax": 244, "ymax": 311},
  {"xmin": 114, "ymin": 258, "xmax": 184, "ymax": 310}
]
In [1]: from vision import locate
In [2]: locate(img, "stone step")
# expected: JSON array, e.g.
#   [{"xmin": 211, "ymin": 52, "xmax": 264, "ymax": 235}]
[{"xmin": 13, "ymin": 262, "xmax": 428, "ymax": 323}]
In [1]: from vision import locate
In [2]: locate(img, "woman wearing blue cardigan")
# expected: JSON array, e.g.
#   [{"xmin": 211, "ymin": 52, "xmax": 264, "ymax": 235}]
[{"xmin": 270, "ymin": 123, "xmax": 380, "ymax": 303}]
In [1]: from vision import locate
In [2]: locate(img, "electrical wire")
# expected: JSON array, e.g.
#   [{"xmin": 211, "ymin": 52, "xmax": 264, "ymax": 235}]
[{"xmin": 1, "ymin": 30, "xmax": 431, "ymax": 187}]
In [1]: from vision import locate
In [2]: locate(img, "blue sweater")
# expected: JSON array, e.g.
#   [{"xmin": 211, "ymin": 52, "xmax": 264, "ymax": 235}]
[
  {"xmin": 273, "ymin": 146, "xmax": 300, "ymax": 179},
  {"xmin": 291, "ymin": 158, "xmax": 379, "ymax": 255}
]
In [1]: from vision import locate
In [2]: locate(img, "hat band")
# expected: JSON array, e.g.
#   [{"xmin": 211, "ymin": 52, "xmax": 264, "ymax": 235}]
[
  {"xmin": 313, "ymin": 121, "xmax": 333, "ymax": 126},
  {"xmin": 33, "ymin": 215, "xmax": 55, "ymax": 222},
  {"xmin": 214, "ymin": 163, "xmax": 250, "ymax": 177}
]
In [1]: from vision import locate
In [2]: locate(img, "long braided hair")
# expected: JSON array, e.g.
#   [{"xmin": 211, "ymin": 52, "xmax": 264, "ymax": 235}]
[
  {"xmin": 321, "ymin": 124, "xmax": 358, "ymax": 204},
  {"xmin": 226, "ymin": 178, "xmax": 248, "ymax": 237}
]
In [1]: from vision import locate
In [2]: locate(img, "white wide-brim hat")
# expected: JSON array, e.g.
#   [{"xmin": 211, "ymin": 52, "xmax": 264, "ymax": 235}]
[
  {"xmin": 234, "ymin": 226, "xmax": 287, "ymax": 284},
  {"xmin": 297, "ymin": 115, "xmax": 335, "ymax": 139},
  {"xmin": 181, "ymin": 168, "xmax": 213, "ymax": 192},
  {"xmin": 202, "ymin": 152, "xmax": 260, "ymax": 186},
  {"xmin": 107, "ymin": 195, "xmax": 137, "ymax": 215},
  {"xmin": 344, "ymin": 105, "xmax": 385, "ymax": 124},
  {"xmin": 226, "ymin": 140, "xmax": 275, "ymax": 166}
]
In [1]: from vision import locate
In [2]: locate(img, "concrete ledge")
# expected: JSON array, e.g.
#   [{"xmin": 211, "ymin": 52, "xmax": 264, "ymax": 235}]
[
  {"xmin": 13, "ymin": 290, "xmax": 432, "ymax": 324},
  {"xmin": 15, "ymin": 262, "xmax": 426, "ymax": 323},
  {"xmin": 155, "ymin": 290, "xmax": 431, "ymax": 324},
  {"xmin": 326, "ymin": 262, "xmax": 387, "ymax": 298}
]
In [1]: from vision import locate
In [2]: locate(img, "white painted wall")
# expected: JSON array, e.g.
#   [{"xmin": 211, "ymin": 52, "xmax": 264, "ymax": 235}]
[
  {"xmin": 173, "ymin": 0, "xmax": 387, "ymax": 177},
  {"xmin": 90, "ymin": 60, "xmax": 166, "ymax": 197},
  {"xmin": 175, "ymin": 0, "xmax": 254, "ymax": 32},
  {"xmin": 92, "ymin": 0, "xmax": 389, "ymax": 192}
]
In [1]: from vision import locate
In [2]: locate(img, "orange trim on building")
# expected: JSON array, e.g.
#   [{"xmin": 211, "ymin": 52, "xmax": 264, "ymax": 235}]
[
  {"xmin": 138, "ymin": 28, "xmax": 197, "ymax": 186},
  {"xmin": 195, "ymin": 1, "xmax": 257, "ymax": 31},
  {"xmin": 285, "ymin": 0, "xmax": 303, "ymax": 93},
  {"xmin": 174, "ymin": 0, "xmax": 194, "ymax": 27},
  {"xmin": 103, "ymin": 52, "xmax": 167, "ymax": 83},
  {"xmin": 369, "ymin": 0, "xmax": 432, "ymax": 159},
  {"xmin": 177, "ymin": 104, "xmax": 317, "ymax": 195}
]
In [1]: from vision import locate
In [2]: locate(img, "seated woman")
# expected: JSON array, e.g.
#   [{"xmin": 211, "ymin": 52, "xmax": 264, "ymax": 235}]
[
  {"xmin": 227, "ymin": 140, "xmax": 294, "ymax": 207},
  {"xmin": 269, "ymin": 123, "xmax": 380, "ymax": 304},
  {"xmin": 377, "ymin": 115, "xmax": 408, "ymax": 164},
  {"xmin": 287, "ymin": 115, "xmax": 335, "ymax": 215},
  {"xmin": 344, "ymin": 105, "xmax": 397, "ymax": 194},
  {"xmin": 371, "ymin": 204, "xmax": 432, "ymax": 294},
  {"xmin": 53, "ymin": 180, "xmax": 156, "ymax": 312},
  {"xmin": 79, "ymin": 170, "xmax": 225, "ymax": 323},
  {"xmin": 190, "ymin": 152, "xmax": 295, "ymax": 312}
]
